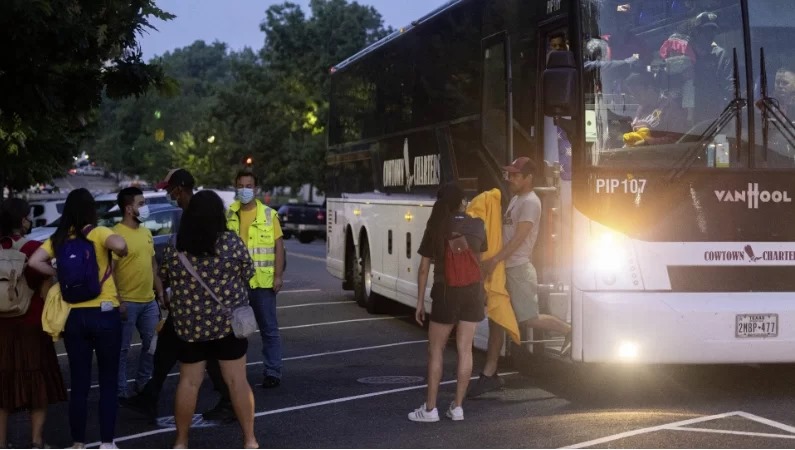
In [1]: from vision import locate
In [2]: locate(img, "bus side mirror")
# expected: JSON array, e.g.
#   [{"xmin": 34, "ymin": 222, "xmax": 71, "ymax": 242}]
[{"xmin": 542, "ymin": 51, "xmax": 578, "ymax": 117}]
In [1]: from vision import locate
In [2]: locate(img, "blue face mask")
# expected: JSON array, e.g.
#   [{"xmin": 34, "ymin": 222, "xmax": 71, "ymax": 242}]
[{"xmin": 237, "ymin": 188, "xmax": 255, "ymax": 204}]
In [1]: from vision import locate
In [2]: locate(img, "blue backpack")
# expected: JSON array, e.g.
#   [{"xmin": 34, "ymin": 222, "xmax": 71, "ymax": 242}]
[{"xmin": 56, "ymin": 226, "xmax": 112, "ymax": 304}]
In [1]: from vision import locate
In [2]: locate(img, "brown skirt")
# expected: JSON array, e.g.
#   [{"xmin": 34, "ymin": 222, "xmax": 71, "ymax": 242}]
[{"xmin": 0, "ymin": 320, "xmax": 67, "ymax": 410}]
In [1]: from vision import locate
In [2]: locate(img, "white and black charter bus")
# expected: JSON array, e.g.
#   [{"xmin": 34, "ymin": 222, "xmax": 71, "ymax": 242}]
[{"xmin": 325, "ymin": 0, "xmax": 795, "ymax": 364}]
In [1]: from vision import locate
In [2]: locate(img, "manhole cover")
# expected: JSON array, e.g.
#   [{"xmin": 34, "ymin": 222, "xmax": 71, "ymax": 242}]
[
  {"xmin": 156, "ymin": 414, "xmax": 219, "ymax": 429},
  {"xmin": 357, "ymin": 375, "xmax": 425, "ymax": 385}
]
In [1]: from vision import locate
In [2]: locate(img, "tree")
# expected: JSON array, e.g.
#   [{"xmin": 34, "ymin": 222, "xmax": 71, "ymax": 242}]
[
  {"xmin": 87, "ymin": 41, "xmax": 237, "ymax": 185},
  {"xmin": 0, "ymin": 0, "xmax": 174, "ymax": 194},
  {"xmin": 212, "ymin": 0, "xmax": 392, "ymax": 193}
]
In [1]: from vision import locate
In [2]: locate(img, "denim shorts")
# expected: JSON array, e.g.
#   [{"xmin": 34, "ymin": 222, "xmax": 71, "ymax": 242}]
[{"xmin": 505, "ymin": 262, "xmax": 540, "ymax": 323}]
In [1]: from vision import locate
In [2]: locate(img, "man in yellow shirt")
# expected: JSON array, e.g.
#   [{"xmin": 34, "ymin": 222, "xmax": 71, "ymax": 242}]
[
  {"xmin": 227, "ymin": 169, "xmax": 285, "ymax": 388},
  {"xmin": 113, "ymin": 187, "xmax": 164, "ymax": 399}
]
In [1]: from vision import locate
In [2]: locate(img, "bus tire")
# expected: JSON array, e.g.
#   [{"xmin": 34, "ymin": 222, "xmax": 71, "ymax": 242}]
[{"xmin": 354, "ymin": 242, "xmax": 384, "ymax": 313}]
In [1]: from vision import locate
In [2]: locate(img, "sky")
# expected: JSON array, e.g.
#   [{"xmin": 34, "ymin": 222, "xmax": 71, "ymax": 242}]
[{"xmin": 138, "ymin": 0, "xmax": 451, "ymax": 60}]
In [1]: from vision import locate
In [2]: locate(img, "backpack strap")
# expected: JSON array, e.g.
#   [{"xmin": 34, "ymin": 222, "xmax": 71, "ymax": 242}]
[{"xmin": 80, "ymin": 226, "xmax": 113, "ymax": 286}]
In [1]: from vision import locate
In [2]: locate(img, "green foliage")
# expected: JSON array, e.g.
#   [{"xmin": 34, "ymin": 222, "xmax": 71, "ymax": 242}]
[
  {"xmin": 0, "ymin": 0, "xmax": 173, "ymax": 193},
  {"xmin": 85, "ymin": 0, "xmax": 390, "ymax": 193}
]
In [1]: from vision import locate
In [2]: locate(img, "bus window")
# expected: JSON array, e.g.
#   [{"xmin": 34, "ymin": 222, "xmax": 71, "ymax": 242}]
[
  {"xmin": 481, "ymin": 35, "xmax": 510, "ymax": 166},
  {"xmin": 581, "ymin": 0, "xmax": 747, "ymax": 169},
  {"xmin": 749, "ymin": 0, "xmax": 795, "ymax": 167}
]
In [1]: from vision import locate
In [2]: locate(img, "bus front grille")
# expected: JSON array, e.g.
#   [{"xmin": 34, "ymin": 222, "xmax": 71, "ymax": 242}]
[{"xmin": 667, "ymin": 266, "xmax": 795, "ymax": 292}]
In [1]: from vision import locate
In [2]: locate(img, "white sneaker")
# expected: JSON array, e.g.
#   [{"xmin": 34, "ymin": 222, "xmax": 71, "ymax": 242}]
[
  {"xmin": 67, "ymin": 444, "xmax": 85, "ymax": 449},
  {"xmin": 446, "ymin": 402, "xmax": 464, "ymax": 421},
  {"xmin": 98, "ymin": 443, "xmax": 118, "ymax": 449},
  {"xmin": 407, "ymin": 403, "xmax": 439, "ymax": 422}
]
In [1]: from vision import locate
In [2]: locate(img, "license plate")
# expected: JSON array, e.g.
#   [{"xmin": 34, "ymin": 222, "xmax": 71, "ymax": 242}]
[
  {"xmin": 736, "ymin": 314, "xmax": 778, "ymax": 338},
  {"xmin": 298, "ymin": 224, "xmax": 307, "ymax": 230}
]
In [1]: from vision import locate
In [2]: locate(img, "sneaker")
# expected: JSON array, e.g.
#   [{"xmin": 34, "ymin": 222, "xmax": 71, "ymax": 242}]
[
  {"xmin": 119, "ymin": 393, "xmax": 157, "ymax": 421},
  {"xmin": 98, "ymin": 443, "xmax": 118, "ymax": 449},
  {"xmin": 561, "ymin": 331, "xmax": 572, "ymax": 356},
  {"xmin": 466, "ymin": 373, "xmax": 504, "ymax": 398},
  {"xmin": 201, "ymin": 399, "xmax": 236, "ymax": 422},
  {"xmin": 67, "ymin": 443, "xmax": 85, "ymax": 449},
  {"xmin": 262, "ymin": 376, "xmax": 281, "ymax": 389},
  {"xmin": 445, "ymin": 402, "xmax": 464, "ymax": 421},
  {"xmin": 407, "ymin": 403, "xmax": 439, "ymax": 422}
]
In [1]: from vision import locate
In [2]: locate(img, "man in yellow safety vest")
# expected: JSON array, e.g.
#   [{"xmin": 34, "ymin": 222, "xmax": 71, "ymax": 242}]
[{"xmin": 227, "ymin": 169, "xmax": 285, "ymax": 388}]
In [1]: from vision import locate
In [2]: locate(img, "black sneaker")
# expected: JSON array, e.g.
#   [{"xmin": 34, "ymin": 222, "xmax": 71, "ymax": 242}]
[
  {"xmin": 201, "ymin": 399, "xmax": 236, "ymax": 422},
  {"xmin": 466, "ymin": 372, "xmax": 504, "ymax": 398},
  {"xmin": 262, "ymin": 376, "xmax": 281, "ymax": 389},
  {"xmin": 119, "ymin": 393, "xmax": 157, "ymax": 421}
]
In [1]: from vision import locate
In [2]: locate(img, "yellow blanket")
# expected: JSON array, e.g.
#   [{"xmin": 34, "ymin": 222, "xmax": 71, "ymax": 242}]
[
  {"xmin": 41, "ymin": 283, "xmax": 71, "ymax": 342},
  {"xmin": 467, "ymin": 188, "xmax": 520, "ymax": 343}
]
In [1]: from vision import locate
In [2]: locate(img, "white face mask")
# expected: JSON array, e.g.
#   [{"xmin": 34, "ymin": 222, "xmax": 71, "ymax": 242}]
[
  {"xmin": 136, "ymin": 205, "xmax": 150, "ymax": 222},
  {"xmin": 237, "ymin": 188, "xmax": 255, "ymax": 204}
]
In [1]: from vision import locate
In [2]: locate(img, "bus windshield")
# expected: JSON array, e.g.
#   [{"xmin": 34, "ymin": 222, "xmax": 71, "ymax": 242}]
[{"xmin": 580, "ymin": 0, "xmax": 763, "ymax": 169}]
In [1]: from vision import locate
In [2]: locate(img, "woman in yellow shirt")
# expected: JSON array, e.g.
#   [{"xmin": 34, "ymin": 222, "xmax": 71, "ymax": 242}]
[{"xmin": 29, "ymin": 188, "xmax": 127, "ymax": 449}]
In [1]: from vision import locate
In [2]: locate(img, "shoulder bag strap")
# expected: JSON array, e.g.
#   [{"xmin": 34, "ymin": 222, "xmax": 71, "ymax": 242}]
[{"xmin": 177, "ymin": 252, "xmax": 226, "ymax": 310}]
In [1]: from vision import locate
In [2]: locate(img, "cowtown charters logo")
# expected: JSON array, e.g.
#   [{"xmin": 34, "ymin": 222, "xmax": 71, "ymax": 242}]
[
  {"xmin": 382, "ymin": 138, "xmax": 441, "ymax": 192},
  {"xmin": 703, "ymin": 245, "xmax": 795, "ymax": 263},
  {"xmin": 714, "ymin": 183, "xmax": 792, "ymax": 209}
]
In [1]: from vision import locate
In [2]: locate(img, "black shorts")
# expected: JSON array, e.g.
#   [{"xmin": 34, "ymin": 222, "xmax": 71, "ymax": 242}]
[
  {"xmin": 430, "ymin": 282, "xmax": 486, "ymax": 325},
  {"xmin": 178, "ymin": 334, "xmax": 248, "ymax": 364}
]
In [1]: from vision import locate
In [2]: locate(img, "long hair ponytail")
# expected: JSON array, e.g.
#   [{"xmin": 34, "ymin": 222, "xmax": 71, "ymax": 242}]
[
  {"xmin": 51, "ymin": 188, "xmax": 97, "ymax": 253},
  {"xmin": 425, "ymin": 183, "xmax": 466, "ymax": 260}
]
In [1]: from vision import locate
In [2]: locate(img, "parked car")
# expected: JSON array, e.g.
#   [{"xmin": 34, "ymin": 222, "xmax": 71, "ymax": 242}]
[
  {"xmin": 98, "ymin": 203, "xmax": 181, "ymax": 264},
  {"xmin": 27, "ymin": 204, "xmax": 181, "ymax": 264},
  {"xmin": 29, "ymin": 200, "xmax": 65, "ymax": 228},
  {"xmin": 277, "ymin": 203, "xmax": 326, "ymax": 244},
  {"xmin": 108, "ymin": 191, "xmax": 171, "ymax": 212}
]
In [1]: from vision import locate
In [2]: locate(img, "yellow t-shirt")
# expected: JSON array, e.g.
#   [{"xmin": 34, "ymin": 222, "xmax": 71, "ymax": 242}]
[
  {"xmin": 112, "ymin": 223, "xmax": 155, "ymax": 302},
  {"xmin": 42, "ymin": 226, "xmax": 119, "ymax": 308},
  {"xmin": 239, "ymin": 207, "xmax": 257, "ymax": 245}
]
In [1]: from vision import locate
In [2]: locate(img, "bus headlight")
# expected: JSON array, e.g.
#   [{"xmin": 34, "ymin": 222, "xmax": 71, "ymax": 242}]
[
  {"xmin": 590, "ymin": 232, "xmax": 625, "ymax": 274},
  {"xmin": 587, "ymin": 223, "xmax": 642, "ymax": 290},
  {"xmin": 617, "ymin": 341, "xmax": 640, "ymax": 360}
]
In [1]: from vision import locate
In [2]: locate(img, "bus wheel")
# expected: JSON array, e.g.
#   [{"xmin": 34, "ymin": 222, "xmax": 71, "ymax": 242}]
[{"xmin": 354, "ymin": 243, "xmax": 383, "ymax": 313}]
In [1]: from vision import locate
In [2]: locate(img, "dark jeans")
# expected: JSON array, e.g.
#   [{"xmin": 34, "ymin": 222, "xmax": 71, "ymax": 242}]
[
  {"xmin": 63, "ymin": 307, "xmax": 122, "ymax": 443},
  {"xmin": 140, "ymin": 317, "xmax": 229, "ymax": 402},
  {"xmin": 250, "ymin": 288, "xmax": 282, "ymax": 378}
]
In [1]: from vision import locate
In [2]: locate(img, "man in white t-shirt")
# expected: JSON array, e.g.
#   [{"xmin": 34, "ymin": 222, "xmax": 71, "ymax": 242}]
[{"xmin": 468, "ymin": 157, "xmax": 572, "ymax": 397}]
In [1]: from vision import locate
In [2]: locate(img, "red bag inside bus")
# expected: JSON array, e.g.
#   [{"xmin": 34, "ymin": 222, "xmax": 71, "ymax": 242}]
[{"xmin": 444, "ymin": 234, "xmax": 481, "ymax": 287}]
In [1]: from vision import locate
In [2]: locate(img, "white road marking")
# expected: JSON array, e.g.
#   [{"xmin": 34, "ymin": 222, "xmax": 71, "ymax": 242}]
[
  {"xmin": 277, "ymin": 300, "xmax": 354, "ymax": 309},
  {"xmin": 668, "ymin": 427, "xmax": 795, "ymax": 440},
  {"xmin": 734, "ymin": 410, "xmax": 795, "ymax": 434},
  {"xmin": 59, "ymin": 312, "xmax": 388, "ymax": 357},
  {"xmin": 562, "ymin": 411, "xmax": 741, "ymax": 448},
  {"xmin": 563, "ymin": 411, "xmax": 795, "ymax": 448},
  {"xmin": 58, "ymin": 343, "xmax": 142, "ymax": 358},
  {"xmin": 279, "ymin": 289, "xmax": 322, "ymax": 294},
  {"xmin": 280, "ymin": 316, "xmax": 407, "ymax": 330},
  {"xmin": 287, "ymin": 252, "xmax": 325, "ymax": 262},
  {"xmin": 77, "ymin": 340, "xmax": 429, "ymax": 391},
  {"xmin": 87, "ymin": 371, "xmax": 519, "ymax": 447}
]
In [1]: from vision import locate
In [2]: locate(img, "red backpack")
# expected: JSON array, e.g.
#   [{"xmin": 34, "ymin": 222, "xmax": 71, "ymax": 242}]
[{"xmin": 444, "ymin": 234, "xmax": 481, "ymax": 287}]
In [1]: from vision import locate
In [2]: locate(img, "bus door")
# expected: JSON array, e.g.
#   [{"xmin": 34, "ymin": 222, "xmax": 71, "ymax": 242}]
[{"xmin": 528, "ymin": 22, "xmax": 574, "ymax": 356}]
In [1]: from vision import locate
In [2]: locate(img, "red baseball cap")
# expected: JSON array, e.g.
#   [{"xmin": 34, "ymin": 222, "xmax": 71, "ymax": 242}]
[{"xmin": 502, "ymin": 157, "xmax": 536, "ymax": 175}]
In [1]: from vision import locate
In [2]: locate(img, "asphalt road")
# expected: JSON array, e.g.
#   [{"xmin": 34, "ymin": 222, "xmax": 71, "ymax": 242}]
[{"xmin": 7, "ymin": 239, "xmax": 795, "ymax": 448}]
